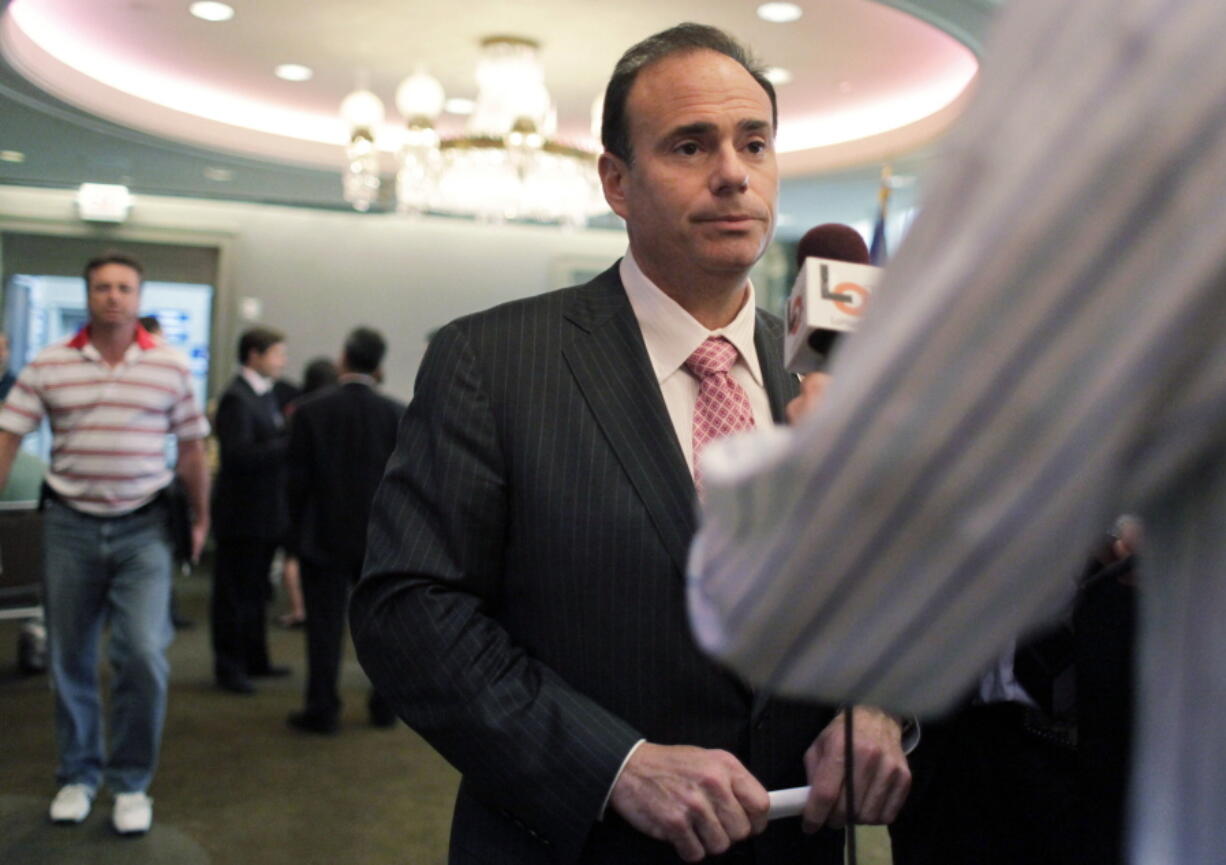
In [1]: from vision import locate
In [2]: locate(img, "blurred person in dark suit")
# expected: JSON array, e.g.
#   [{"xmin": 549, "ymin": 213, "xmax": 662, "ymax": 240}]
[
  {"xmin": 275, "ymin": 356, "xmax": 340, "ymax": 630},
  {"xmin": 285, "ymin": 328, "xmax": 402, "ymax": 733},
  {"xmin": 890, "ymin": 519, "xmax": 1140, "ymax": 865},
  {"xmin": 297, "ymin": 356, "xmax": 340, "ymax": 401},
  {"xmin": 210, "ymin": 326, "xmax": 292, "ymax": 694},
  {"xmin": 1074, "ymin": 519, "xmax": 1139, "ymax": 865}
]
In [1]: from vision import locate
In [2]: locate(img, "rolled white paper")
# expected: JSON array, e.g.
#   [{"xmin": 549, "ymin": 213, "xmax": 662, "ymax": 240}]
[{"xmin": 767, "ymin": 786, "xmax": 810, "ymax": 820}]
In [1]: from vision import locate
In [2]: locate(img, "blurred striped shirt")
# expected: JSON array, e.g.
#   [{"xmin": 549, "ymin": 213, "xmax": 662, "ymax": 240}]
[
  {"xmin": 0, "ymin": 326, "xmax": 208, "ymax": 515},
  {"xmin": 688, "ymin": 1, "xmax": 1226, "ymax": 862}
]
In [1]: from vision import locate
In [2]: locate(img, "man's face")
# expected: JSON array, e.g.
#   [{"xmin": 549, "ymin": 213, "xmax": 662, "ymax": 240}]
[
  {"xmin": 249, "ymin": 341, "xmax": 287, "ymax": 380},
  {"xmin": 87, "ymin": 263, "xmax": 142, "ymax": 329},
  {"xmin": 600, "ymin": 49, "xmax": 778, "ymax": 289}
]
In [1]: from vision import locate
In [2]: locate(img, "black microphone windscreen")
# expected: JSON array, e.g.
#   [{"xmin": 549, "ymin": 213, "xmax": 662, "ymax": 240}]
[
  {"xmin": 807, "ymin": 329, "xmax": 841, "ymax": 358},
  {"xmin": 796, "ymin": 223, "xmax": 871, "ymax": 268}
]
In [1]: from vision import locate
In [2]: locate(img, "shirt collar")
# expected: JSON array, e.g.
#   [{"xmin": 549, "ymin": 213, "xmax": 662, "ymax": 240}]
[
  {"xmin": 67, "ymin": 324, "xmax": 155, "ymax": 361},
  {"xmin": 240, "ymin": 365, "xmax": 273, "ymax": 396},
  {"xmin": 338, "ymin": 373, "xmax": 377, "ymax": 387},
  {"xmin": 619, "ymin": 249, "xmax": 762, "ymax": 387},
  {"xmin": 134, "ymin": 324, "xmax": 157, "ymax": 350}
]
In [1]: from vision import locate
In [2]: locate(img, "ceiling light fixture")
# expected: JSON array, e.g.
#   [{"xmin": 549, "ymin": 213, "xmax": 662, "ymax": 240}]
[
  {"xmin": 444, "ymin": 98, "xmax": 476, "ymax": 115},
  {"xmin": 274, "ymin": 64, "xmax": 313, "ymax": 82},
  {"xmin": 757, "ymin": 3, "xmax": 804, "ymax": 24},
  {"xmin": 340, "ymin": 36, "xmax": 605, "ymax": 225},
  {"xmin": 0, "ymin": 150, "xmax": 26, "ymax": 163},
  {"xmin": 76, "ymin": 183, "xmax": 132, "ymax": 223},
  {"xmin": 188, "ymin": 2, "xmax": 235, "ymax": 23},
  {"xmin": 339, "ymin": 87, "xmax": 386, "ymax": 212},
  {"xmin": 764, "ymin": 67, "xmax": 793, "ymax": 86}
]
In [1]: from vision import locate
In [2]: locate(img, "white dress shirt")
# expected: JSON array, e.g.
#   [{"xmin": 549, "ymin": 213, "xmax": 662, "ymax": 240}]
[
  {"xmin": 600, "ymin": 249, "xmax": 770, "ymax": 816},
  {"xmin": 619, "ymin": 250, "xmax": 772, "ymax": 474},
  {"xmin": 688, "ymin": 1, "xmax": 1226, "ymax": 862},
  {"xmin": 240, "ymin": 365, "xmax": 273, "ymax": 396}
]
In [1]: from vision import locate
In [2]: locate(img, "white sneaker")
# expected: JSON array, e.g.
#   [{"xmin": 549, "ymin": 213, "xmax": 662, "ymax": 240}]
[
  {"xmin": 111, "ymin": 792, "xmax": 153, "ymax": 835},
  {"xmin": 49, "ymin": 783, "xmax": 94, "ymax": 824}
]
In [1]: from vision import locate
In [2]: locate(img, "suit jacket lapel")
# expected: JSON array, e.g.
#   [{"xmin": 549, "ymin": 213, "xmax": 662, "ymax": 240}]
[
  {"xmin": 561, "ymin": 266, "xmax": 697, "ymax": 575},
  {"xmin": 565, "ymin": 272, "xmax": 798, "ymax": 716},
  {"xmin": 754, "ymin": 309, "xmax": 798, "ymax": 424},
  {"xmin": 236, "ymin": 374, "xmax": 281, "ymax": 432},
  {"xmin": 234, "ymin": 374, "xmax": 255, "ymax": 400}
]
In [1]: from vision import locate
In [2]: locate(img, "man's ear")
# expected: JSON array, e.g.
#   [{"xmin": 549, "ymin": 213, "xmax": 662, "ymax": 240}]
[{"xmin": 598, "ymin": 152, "xmax": 631, "ymax": 221}]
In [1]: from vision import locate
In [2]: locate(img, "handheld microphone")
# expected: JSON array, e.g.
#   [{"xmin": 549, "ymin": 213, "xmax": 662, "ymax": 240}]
[
  {"xmin": 784, "ymin": 223, "xmax": 883, "ymax": 374},
  {"xmin": 781, "ymin": 227, "xmax": 872, "ymax": 865}
]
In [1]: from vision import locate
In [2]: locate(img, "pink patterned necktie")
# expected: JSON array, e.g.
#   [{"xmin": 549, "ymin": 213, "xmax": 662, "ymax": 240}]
[{"xmin": 685, "ymin": 336, "xmax": 756, "ymax": 497}]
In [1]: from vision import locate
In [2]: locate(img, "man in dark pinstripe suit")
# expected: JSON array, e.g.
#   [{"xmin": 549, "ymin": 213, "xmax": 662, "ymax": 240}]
[{"xmin": 351, "ymin": 24, "xmax": 910, "ymax": 865}]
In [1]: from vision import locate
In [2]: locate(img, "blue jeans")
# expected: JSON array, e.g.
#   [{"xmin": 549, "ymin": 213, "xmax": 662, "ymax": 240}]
[{"xmin": 43, "ymin": 497, "xmax": 174, "ymax": 794}]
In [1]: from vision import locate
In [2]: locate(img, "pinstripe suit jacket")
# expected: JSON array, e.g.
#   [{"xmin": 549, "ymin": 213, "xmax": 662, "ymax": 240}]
[{"xmin": 351, "ymin": 264, "xmax": 839, "ymax": 865}]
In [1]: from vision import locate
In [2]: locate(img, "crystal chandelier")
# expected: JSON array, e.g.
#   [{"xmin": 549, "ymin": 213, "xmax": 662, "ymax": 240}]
[
  {"xmin": 339, "ymin": 36, "xmax": 607, "ymax": 226},
  {"xmin": 339, "ymin": 87, "xmax": 385, "ymax": 213}
]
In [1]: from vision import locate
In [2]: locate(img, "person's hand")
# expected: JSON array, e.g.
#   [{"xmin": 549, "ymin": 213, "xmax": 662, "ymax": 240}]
[
  {"xmin": 190, "ymin": 518, "xmax": 209, "ymax": 564},
  {"xmin": 1112, "ymin": 515, "xmax": 1144, "ymax": 560},
  {"xmin": 610, "ymin": 742, "xmax": 769, "ymax": 862},
  {"xmin": 785, "ymin": 373, "xmax": 831, "ymax": 425},
  {"xmin": 802, "ymin": 706, "xmax": 911, "ymax": 832}
]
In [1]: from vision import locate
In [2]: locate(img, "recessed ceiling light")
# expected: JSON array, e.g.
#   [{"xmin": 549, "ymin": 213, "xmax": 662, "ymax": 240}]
[
  {"xmin": 0, "ymin": 149, "xmax": 25, "ymax": 163},
  {"xmin": 757, "ymin": 2, "xmax": 803, "ymax": 23},
  {"xmin": 275, "ymin": 64, "xmax": 313, "ymax": 82},
  {"xmin": 764, "ymin": 67, "xmax": 793, "ymax": 86},
  {"xmin": 203, "ymin": 166, "xmax": 234, "ymax": 182},
  {"xmin": 444, "ymin": 98, "xmax": 475, "ymax": 115},
  {"xmin": 189, "ymin": 2, "xmax": 235, "ymax": 23}
]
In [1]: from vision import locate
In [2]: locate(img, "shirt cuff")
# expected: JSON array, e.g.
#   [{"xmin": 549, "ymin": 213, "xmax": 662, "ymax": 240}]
[
  {"xmin": 700, "ymin": 424, "xmax": 794, "ymax": 488},
  {"xmin": 900, "ymin": 716, "xmax": 921, "ymax": 755},
  {"xmin": 598, "ymin": 739, "xmax": 646, "ymax": 821}
]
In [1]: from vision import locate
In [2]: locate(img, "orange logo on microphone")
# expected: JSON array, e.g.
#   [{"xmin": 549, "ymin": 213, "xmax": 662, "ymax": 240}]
[{"xmin": 832, "ymin": 283, "xmax": 869, "ymax": 317}]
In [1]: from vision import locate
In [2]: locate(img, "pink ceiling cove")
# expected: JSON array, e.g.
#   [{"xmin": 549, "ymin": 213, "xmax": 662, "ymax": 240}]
[{"xmin": 1, "ymin": 0, "xmax": 979, "ymax": 176}]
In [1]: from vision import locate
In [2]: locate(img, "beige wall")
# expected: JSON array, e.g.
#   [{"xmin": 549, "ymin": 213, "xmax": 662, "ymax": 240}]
[{"xmin": 0, "ymin": 185, "xmax": 629, "ymax": 401}]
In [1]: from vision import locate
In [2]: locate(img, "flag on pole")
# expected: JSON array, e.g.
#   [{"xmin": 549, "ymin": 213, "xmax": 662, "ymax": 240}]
[{"xmin": 869, "ymin": 164, "xmax": 892, "ymax": 266}]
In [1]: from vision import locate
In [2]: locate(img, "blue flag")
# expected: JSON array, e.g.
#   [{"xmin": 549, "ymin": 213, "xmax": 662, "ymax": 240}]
[
  {"xmin": 869, "ymin": 209, "xmax": 887, "ymax": 266},
  {"xmin": 870, "ymin": 166, "xmax": 891, "ymax": 266}
]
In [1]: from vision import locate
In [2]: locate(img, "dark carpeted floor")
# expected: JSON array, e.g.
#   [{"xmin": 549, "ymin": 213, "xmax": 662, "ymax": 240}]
[
  {"xmin": 0, "ymin": 566, "xmax": 458, "ymax": 865},
  {"xmin": 0, "ymin": 563, "xmax": 892, "ymax": 865}
]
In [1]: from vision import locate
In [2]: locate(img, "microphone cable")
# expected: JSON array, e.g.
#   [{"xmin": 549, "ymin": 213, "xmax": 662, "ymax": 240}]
[{"xmin": 844, "ymin": 705, "xmax": 858, "ymax": 865}]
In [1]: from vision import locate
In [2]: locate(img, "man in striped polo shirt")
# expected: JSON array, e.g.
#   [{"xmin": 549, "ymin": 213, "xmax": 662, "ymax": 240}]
[{"xmin": 0, "ymin": 252, "xmax": 210, "ymax": 836}]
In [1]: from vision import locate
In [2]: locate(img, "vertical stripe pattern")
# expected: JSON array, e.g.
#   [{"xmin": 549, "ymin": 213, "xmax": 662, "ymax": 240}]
[
  {"xmin": 351, "ymin": 267, "xmax": 838, "ymax": 864},
  {"xmin": 688, "ymin": 2, "xmax": 1226, "ymax": 863}
]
